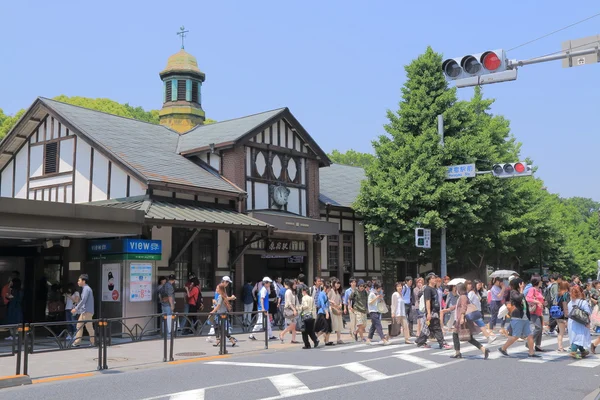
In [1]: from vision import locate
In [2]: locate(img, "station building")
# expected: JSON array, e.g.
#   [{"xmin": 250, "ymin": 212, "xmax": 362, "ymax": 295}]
[{"xmin": 0, "ymin": 47, "xmax": 392, "ymax": 322}]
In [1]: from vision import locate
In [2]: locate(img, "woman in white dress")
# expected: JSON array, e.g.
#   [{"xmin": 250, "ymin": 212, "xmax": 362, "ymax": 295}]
[
  {"xmin": 328, "ymin": 279, "xmax": 344, "ymax": 344},
  {"xmin": 568, "ymin": 285, "xmax": 591, "ymax": 359}
]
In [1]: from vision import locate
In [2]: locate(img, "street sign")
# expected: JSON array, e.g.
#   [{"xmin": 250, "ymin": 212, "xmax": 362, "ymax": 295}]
[
  {"xmin": 562, "ymin": 35, "xmax": 600, "ymax": 68},
  {"xmin": 415, "ymin": 228, "xmax": 431, "ymax": 249},
  {"xmin": 446, "ymin": 164, "xmax": 476, "ymax": 179}
]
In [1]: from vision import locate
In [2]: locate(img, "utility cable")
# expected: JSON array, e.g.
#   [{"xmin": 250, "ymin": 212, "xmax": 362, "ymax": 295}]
[{"xmin": 508, "ymin": 11, "xmax": 600, "ymax": 52}]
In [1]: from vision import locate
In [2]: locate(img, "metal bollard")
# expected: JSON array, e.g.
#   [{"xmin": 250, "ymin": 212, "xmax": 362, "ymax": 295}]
[
  {"xmin": 219, "ymin": 314, "xmax": 227, "ymax": 355},
  {"xmin": 97, "ymin": 321, "xmax": 103, "ymax": 371},
  {"xmin": 163, "ymin": 315, "xmax": 167, "ymax": 362},
  {"xmin": 264, "ymin": 311, "xmax": 269, "ymax": 349},
  {"xmin": 22, "ymin": 325, "xmax": 30, "ymax": 376},
  {"xmin": 15, "ymin": 326, "xmax": 22, "ymax": 375},
  {"xmin": 169, "ymin": 315, "xmax": 176, "ymax": 361},
  {"xmin": 102, "ymin": 320, "xmax": 108, "ymax": 370}
]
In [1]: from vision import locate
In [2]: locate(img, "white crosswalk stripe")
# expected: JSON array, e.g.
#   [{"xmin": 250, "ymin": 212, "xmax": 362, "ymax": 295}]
[
  {"xmin": 356, "ymin": 344, "xmax": 411, "ymax": 353},
  {"xmin": 394, "ymin": 354, "xmax": 443, "ymax": 369},
  {"xmin": 269, "ymin": 374, "xmax": 311, "ymax": 397},
  {"xmin": 342, "ymin": 362, "xmax": 388, "ymax": 381}
]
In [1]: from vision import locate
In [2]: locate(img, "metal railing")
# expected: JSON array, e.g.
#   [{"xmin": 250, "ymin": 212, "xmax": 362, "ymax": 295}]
[{"xmin": 6, "ymin": 310, "xmax": 269, "ymax": 375}]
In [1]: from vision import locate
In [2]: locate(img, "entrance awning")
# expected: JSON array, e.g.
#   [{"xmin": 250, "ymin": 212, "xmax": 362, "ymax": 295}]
[
  {"xmin": 0, "ymin": 197, "xmax": 145, "ymax": 240},
  {"xmin": 93, "ymin": 196, "xmax": 274, "ymax": 233},
  {"xmin": 249, "ymin": 211, "xmax": 338, "ymax": 236}
]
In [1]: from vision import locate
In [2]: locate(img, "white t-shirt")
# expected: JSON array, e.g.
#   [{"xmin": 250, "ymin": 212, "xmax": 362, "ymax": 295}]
[
  {"xmin": 468, "ymin": 291, "xmax": 481, "ymax": 311},
  {"xmin": 392, "ymin": 292, "xmax": 405, "ymax": 317}
]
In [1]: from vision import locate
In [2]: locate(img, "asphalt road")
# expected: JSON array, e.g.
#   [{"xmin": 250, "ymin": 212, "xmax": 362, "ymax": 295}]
[{"xmin": 3, "ymin": 333, "xmax": 600, "ymax": 400}]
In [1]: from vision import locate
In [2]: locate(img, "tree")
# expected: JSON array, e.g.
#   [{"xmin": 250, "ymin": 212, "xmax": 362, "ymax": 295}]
[{"xmin": 328, "ymin": 149, "xmax": 375, "ymax": 168}]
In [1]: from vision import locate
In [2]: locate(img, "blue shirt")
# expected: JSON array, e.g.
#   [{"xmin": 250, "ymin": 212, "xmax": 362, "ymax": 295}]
[
  {"xmin": 74, "ymin": 285, "xmax": 94, "ymax": 315},
  {"xmin": 258, "ymin": 287, "xmax": 269, "ymax": 311},
  {"xmin": 343, "ymin": 287, "xmax": 354, "ymax": 306},
  {"xmin": 278, "ymin": 287, "xmax": 286, "ymax": 306},
  {"xmin": 402, "ymin": 285, "xmax": 411, "ymax": 305},
  {"xmin": 317, "ymin": 291, "xmax": 329, "ymax": 315}
]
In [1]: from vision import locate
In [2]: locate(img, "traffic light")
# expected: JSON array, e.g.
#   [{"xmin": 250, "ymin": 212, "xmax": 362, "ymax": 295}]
[
  {"xmin": 491, "ymin": 162, "xmax": 533, "ymax": 178},
  {"xmin": 415, "ymin": 228, "xmax": 431, "ymax": 249},
  {"xmin": 442, "ymin": 49, "xmax": 517, "ymax": 87}
]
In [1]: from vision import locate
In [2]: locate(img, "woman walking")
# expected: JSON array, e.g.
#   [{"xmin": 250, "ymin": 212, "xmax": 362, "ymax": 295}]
[
  {"xmin": 526, "ymin": 276, "xmax": 546, "ymax": 352},
  {"xmin": 450, "ymin": 283, "xmax": 489, "ymax": 359},
  {"xmin": 498, "ymin": 278, "xmax": 540, "ymax": 358},
  {"xmin": 328, "ymin": 279, "xmax": 344, "ymax": 344},
  {"xmin": 280, "ymin": 279, "xmax": 299, "ymax": 344},
  {"xmin": 568, "ymin": 285, "xmax": 591, "ymax": 359},
  {"xmin": 391, "ymin": 282, "xmax": 413, "ymax": 344},
  {"xmin": 63, "ymin": 283, "xmax": 80, "ymax": 340},
  {"xmin": 210, "ymin": 283, "xmax": 237, "ymax": 348},
  {"xmin": 412, "ymin": 278, "xmax": 425, "ymax": 337},
  {"xmin": 366, "ymin": 282, "xmax": 389, "ymax": 346},
  {"xmin": 186, "ymin": 278, "xmax": 201, "ymax": 333},
  {"xmin": 553, "ymin": 281, "xmax": 570, "ymax": 352},
  {"xmin": 466, "ymin": 280, "xmax": 496, "ymax": 344},
  {"xmin": 299, "ymin": 286, "xmax": 318, "ymax": 349},
  {"xmin": 315, "ymin": 281, "xmax": 333, "ymax": 346}
]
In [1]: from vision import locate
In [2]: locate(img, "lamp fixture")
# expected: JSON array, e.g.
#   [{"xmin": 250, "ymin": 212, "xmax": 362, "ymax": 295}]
[
  {"xmin": 60, "ymin": 238, "xmax": 71, "ymax": 248},
  {"xmin": 44, "ymin": 240, "xmax": 54, "ymax": 249}
]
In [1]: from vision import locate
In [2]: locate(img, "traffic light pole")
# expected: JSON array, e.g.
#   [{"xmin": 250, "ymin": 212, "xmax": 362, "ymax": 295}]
[
  {"xmin": 507, "ymin": 47, "xmax": 599, "ymax": 68},
  {"xmin": 438, "ymin": 115, "xmax": 447, "ymax": 279}
]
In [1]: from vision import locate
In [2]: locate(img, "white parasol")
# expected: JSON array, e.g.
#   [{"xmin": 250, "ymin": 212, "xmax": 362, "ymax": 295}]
[
  {"xmin": 447, "ymin": 278, "xmax": 466, "ymax": 286},
  {"xmin": 489, "ymin": 269, "xmax": 518, "ymax": 279}
]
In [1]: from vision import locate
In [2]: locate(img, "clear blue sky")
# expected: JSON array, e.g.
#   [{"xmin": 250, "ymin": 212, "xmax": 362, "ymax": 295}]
[{"xmin": 2, "ymin": 1, "xmax": 600, "ymax": 200}]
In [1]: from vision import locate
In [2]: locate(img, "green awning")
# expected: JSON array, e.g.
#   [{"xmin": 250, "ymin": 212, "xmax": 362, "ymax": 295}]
[{"xmin": 92, "ymin": 196, "xmax": 273, "ymax": 233}]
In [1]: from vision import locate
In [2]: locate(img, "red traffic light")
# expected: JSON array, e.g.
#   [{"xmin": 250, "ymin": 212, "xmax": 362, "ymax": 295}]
[
  {"xmin": 514, "ymin": 162, "xmax": 526, "ymax": 173},
  {"xmin": 481, "ymin": 51, "xmax": 501, "ymax": 71}
]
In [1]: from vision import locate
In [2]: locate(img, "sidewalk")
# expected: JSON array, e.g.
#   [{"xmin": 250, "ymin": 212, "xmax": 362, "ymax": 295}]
[{"xmin": 0, "ymin": 328, "xmax": 362, "ymax": 381}]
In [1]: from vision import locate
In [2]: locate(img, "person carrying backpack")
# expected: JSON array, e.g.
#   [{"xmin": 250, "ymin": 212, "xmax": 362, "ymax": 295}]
[{"xmin": 544, "ymin": 273, "xmax": 560, "ymax": 335}]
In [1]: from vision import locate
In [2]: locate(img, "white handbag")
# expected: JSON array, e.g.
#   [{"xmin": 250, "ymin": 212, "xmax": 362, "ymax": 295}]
[{"xmin": 498, "ymin": 304, "xmax": 509, "ymax": 319}]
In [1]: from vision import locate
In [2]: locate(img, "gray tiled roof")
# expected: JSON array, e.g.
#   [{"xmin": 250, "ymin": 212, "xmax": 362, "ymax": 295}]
[
  {"xmin": 40, "ymin": 98, "xmax": 243, "ymax": 194},
  {"xmin": 319, "ymin": 164, "xmax": 366, "ymax": 208},
  {"xmin": 177, "ymin": 108, "xmax": 286, "ymax": 153},
  {"xmin": 95, "ymin": 196, "xmax": 272, "ymax": 231}
]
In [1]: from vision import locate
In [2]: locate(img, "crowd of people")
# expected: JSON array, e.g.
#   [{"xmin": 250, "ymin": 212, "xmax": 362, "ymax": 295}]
[{"xmin": 235, "ymin": 272, "xmax": 600, "ymax": 359}]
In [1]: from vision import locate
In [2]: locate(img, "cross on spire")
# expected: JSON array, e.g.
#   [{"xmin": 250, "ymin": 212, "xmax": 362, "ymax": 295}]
[{"xmin": 177, "ymin": 26, "xmax": 189, "ymax": 49}]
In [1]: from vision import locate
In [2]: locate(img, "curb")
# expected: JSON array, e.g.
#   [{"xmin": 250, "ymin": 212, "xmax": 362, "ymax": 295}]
[{"xmin": 0, "ymin": 375, "xmax": 32, "ymax": 389}]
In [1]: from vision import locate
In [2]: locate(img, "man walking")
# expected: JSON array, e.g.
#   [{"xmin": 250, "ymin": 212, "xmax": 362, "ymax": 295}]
[
  {"xmin": 249, "ymin": 277, "xmax": 275, "ymax": 340},
  {"xmin": 343, "ymin": 277, "xmax": 357, "ymax": 337},
  {"xmin": 72, "ymin": 274, "xmax": 95, "ymax": 347},
  {"xmin": 242, "ymin": 279, "xmax": 254, "ymax": 326},
  {"xmin": 415, "ymin": 274, "xmax": 451, "ymax": 349},
  {"xmin": 160, "ymin": 274, "xmax": 176, "ymax": 337},
  {"xmin": 403, "ymin": 276, "xmax": 413, "ymax": 336}
]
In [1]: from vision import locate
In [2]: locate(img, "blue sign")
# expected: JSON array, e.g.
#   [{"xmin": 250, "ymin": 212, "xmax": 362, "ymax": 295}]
[
  {"xmin": 88, "ymin": 239, "xmax": 161, "ymax": 255},
  {"xmin": 446, "ymin": 164, "xmax": 476, "ymax": 180},
  {"xmin": 123, "ymin": 239, "xmax": 162, "ymax": 254}
]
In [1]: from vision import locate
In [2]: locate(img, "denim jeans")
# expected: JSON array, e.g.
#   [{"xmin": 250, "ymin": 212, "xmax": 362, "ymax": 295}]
[
  {"xmin": 180, "ymin": 303, "xmax": 190, "ymax": 329},
  {"xmin": 65, "ymin": 310, "xmax": 76, "ymax": 334},
  {"xmin": 489, "ymin": 300, "xmax": 502, "ymax": 329},
  {"xmin": 368, "ymin": 312, "xmax": 385, "ymax": 341}
]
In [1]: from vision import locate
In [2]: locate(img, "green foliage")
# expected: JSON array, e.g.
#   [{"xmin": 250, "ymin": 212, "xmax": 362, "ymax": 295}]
[
  {"xmin": 356, "ymin": 46, "xmax": 600, "ymax": 279},
  {"xmin": 328, "ymin": 149, "xmax": 375, "ymax": 168},
  {"xmin": 0, "ymin": 96, "xmax": 216, "ymax": 141}
]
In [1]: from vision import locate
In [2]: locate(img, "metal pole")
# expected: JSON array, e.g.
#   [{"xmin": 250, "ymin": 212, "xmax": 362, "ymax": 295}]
[
  {"xmin": 22, "ymin": 326, "xmax": 29, "ymax": 376},
  {"xmin": 264, "ymin": 311, "xmax": 269, "ymax": 349},
  {"xmin": 438, "ymin": 114, "xmax": 447, "ymax": 279},
  {"xmin": 102, "ymin": 320, "xmax": 108, "ymax": 370},
  {"xmin": 163, "ymin": 315, "xmax": 167, "ymax": 362},
  {"xmin": 97, "ymin": 321, "xmax": 103, "ymax": 371},
  {"xmin": 169, "ymin": 315, "xmax": 176, "ymax": 361},
  {"xmin": 508, "ymin": 47, "xmax": 598, "ymax": 68},
  {"xmin": 15, "ymin": 326, "xmax": 22, "ymax": 375}
]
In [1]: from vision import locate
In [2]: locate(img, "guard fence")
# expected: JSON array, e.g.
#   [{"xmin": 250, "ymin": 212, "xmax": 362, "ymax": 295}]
[{"xmin": 4, "ymin": 310, "xmax": 268, "ymax": 376}]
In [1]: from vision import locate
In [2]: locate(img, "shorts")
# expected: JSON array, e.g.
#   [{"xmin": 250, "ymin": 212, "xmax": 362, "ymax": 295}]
[
  {"xmin": 510, "ymin": 318, "xmax": 531, "ymax": 338},
  {"xmin": 354, "ymin": 311, "xmax": 367, "ymax": 326},
  {"xmin": 474, "ymin": 319, "xmax": 486, "ymax": 328}
]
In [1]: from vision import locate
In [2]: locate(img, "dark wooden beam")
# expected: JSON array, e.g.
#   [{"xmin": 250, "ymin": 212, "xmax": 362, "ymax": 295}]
[{"xmin": 228, "ymin": 232, "xmax": 260, "ymax": 268}]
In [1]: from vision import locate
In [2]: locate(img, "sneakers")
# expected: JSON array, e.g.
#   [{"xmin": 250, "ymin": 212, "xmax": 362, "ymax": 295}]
[
  {"xmin": 249, "ymin": 335, "xmax": 256, "ymax": 341},
  {"xmin": 417, "ymin": 343, "xmax": 431, "ymax": 349},
  {"xmin": 581, "ymin": 350, "xmax": 590, "ymax": 358},
  {"xmin": 570, "ymin": 352, "xmax": 581, "ymax": 359},
  {"xmin": 442, "ymin": 344, "xmax": 452, "ymax": 350},
  {"xmin": 382, "ymin": 340, "xmax": 390, "ymax": 346}
]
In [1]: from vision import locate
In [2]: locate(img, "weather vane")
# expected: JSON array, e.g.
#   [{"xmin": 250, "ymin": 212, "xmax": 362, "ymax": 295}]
[{"xmin": 177, "ymin": 26, "xmax": 189, "ymax": 49}]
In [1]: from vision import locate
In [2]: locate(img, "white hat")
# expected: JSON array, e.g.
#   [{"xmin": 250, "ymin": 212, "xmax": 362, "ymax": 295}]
[
  {"xmin": 222, "ymin": 276, "xmax": 232, "ymax": 283},
  {"xmin": 263, "ymin": 276, "xmax": 273, "ymax": 283},
  {"xmin": 508, "ymin": 276, "xmax": 516, "ymax": 282}
]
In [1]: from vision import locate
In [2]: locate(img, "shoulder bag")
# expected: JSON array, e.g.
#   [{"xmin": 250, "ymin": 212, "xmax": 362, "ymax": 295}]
[
  {"xmin": 458, "ymin": 324, "xmax": 471, "ymax": 342},
  {"xmin": 569, "ymin": 299, "xmax": 590, "ymax": 325},
  {"xmin": 378, "ymin": 300, "xmax": 389, "ymax": 314}
]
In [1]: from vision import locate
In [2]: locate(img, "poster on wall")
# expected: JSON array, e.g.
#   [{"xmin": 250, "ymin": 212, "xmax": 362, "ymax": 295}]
[
  {"xmin": 130, "ymin": 263, "xmax": 153, "ymax": 302},
  {"xmin": 101, "ymin": 264, "xmax": 121, "ymax": 302}
]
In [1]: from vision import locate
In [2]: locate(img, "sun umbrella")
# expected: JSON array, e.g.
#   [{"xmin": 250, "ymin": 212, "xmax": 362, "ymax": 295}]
[
  {"xmin": 489, "ymin": 270, "xmax": 518, "ymax": 279},
  {"xmin": 447, "ymin": 278, "xmax": 466, "ymax": 286}
]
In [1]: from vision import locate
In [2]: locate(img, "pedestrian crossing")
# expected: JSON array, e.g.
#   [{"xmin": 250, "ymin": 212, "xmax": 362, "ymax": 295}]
[{"xmin": 320, "ymin": 334, "xmax": 600, "ymax": 369}]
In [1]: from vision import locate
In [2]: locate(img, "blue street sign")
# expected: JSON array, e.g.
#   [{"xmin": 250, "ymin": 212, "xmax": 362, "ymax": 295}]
[
  {"xmin": 446, "ymin": 164, "xmax": 476, "ymax": 180},
  {"xmin": 123, "ymin": 239, "xmax": 162, "ymax": 254}
]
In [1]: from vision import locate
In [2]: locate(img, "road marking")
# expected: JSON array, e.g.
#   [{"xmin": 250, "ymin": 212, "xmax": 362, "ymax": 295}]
[
  {"xmin": 205, "ymin": 361, "xmax": 324, "ymax": 370},
  {"xmin": 520, "ymin": 350, "xmax": 569, "ymax": 364},
  {"xmin": 32, "ymin": 372, "xmax": 95, "ymax": 384},
  {"xmin": 356, "ymin": 344, "xmax": 410, "ymax": 353},
  {"xmin": 568, "ymin": 356, "xmax": 600, "ymax": 368},
  {"xmin": 169, "ymin": 388, "xmax": 204, "ymax": 400},
  {"xmin": 320, "ymin": 343, "xmax": 366, "ymax": 352},
  {"xmin": 394, "ymin": 347, "xmax": 430, "ymax": 354},
  {"xmin": 269, "ymin": 374, "xmax": 310, "ymax": 397},
  {"xmin": 342, "ymin": 362, "xmax": 387, "ymax": 381},
  {"xmin": 168, "ymin": 355, "xmax": 230, "ymax": 365},
  {"xmin": 394, "ymin": 354, "xmax": 441, "ymax": 369}
]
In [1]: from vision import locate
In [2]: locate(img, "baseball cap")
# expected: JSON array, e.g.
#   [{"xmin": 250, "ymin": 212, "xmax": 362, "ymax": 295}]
[
  {"xmin": 263, "ymin": 276, "xmax": 273, "ymax": 283},
  {"xmin": 168, "ymin": 274, "xmax": 176, "ymax": 281},
  {"xmin": 222, "ymin": 276, "xmax": 232, "ymax": 283},
  {"xmin": 357, "ymin": 279, "xmax": 365, "ymax": 286}
]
